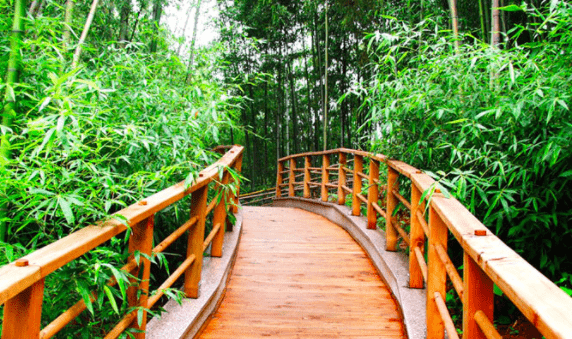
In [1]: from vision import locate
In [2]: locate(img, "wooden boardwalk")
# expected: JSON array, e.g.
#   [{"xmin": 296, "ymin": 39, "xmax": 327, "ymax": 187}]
[{"xmin": 196, "ymin": 207, "xmax": 406, "ymax": 338}]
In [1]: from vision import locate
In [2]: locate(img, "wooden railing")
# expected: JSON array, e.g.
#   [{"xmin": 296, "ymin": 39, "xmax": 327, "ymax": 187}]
[
  {"xmin": 239, "ymin": 188, "xmax": 275, "ymax": 206},
  {"xmin": 276, "ymin": 148, "xmax": 572, "ymax": 339},
  {"xmin": 0, "ymin": 145, "xmax": 244, "ymax": 339}
]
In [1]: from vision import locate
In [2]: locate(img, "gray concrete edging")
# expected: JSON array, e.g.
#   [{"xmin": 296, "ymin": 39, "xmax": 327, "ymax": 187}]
[
  {"xmin": 145, "ymin": 207, "xmax": 244, "ymax": 339},
  {"xmin": 273, "ymin": 197, "xmax": 427, "ymax": 339}
]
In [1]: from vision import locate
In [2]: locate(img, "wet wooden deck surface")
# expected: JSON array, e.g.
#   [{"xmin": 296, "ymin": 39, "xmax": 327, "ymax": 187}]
[{"xmin": 196, "ymin": 207, "xmax": 406, "ymax": 338}]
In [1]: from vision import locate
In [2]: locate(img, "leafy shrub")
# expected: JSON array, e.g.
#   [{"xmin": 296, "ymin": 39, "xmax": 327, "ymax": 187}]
[
  {"xmin": 361, "ymin": 6, "xmax": 572, "ymax": 282},
  {"xmin": 0, "ymin": 2, "xmax": 240, "ymax": 336}
]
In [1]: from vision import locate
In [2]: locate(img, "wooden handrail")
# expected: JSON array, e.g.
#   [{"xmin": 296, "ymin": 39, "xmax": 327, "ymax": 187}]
[
  {"xmin": 0, "ymin": 145, "xmax": 244, "ymax": 339},
  {"xmin": 276, "ymin": 148, "xmax": 572, "ymax": 339}
]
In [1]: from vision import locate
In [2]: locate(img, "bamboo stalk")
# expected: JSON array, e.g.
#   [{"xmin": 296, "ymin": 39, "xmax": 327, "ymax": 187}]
[
  {"xmin": 71, "ymin": 0, "xmax": 100, "ymax": 69},
  {"xmin": 0, "ymin": 0, "xmax": 27, "ymax": 243}
]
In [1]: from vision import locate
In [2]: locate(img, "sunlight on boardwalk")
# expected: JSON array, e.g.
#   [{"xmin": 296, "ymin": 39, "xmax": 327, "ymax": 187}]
[{"xmin": 196, "ymin": 207, "xmax": 406, "ymax": 338}]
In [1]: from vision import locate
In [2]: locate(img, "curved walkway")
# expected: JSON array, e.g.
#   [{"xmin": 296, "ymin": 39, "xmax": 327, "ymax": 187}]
[{"xmin": 196, "ymin": 207, "xmax": 406, "ymax": 338}]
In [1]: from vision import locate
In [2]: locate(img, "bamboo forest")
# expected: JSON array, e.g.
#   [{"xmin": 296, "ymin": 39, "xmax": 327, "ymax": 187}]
[{"xmin": 1, "ymin": 0, "xmax": 571, "ymax": 338}]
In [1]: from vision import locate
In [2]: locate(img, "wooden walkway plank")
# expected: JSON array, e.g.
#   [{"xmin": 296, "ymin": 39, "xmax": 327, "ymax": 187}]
[{"xmin": 195, "ymin": 207, "xmax": 406, "ymax": 339}]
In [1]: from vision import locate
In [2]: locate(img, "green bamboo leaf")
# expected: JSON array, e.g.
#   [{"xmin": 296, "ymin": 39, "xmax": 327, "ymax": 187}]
[
  {"xmin": 58, "ymin": 197, "xmax": 75, "ymax": 224},
  {"xmin": 498, "ymin": 4, "xmax": 524, "ymax": 11},
  {"xmin": 77, "ymin": 285, "xmax": 94, "ymax": 315},
  {"xmin": 103, "ymin": 286, "xmax": 119, "ymax": 314}
]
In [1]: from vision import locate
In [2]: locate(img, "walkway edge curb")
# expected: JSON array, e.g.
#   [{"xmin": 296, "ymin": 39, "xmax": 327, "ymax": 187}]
[
  {"xmin": 145, "ymin": 207, "xmax": 244, "ymax": 339},
  {"xmin": 273, "ymin": 197, "xmax": 427, "ymax": 339}
]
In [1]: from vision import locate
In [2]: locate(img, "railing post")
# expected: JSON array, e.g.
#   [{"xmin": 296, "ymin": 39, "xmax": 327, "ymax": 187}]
[
  {"xmin": 127, "ymin": 215, "xmax": 154, "ymax": 338},
  {"xmin": 367, "ymin": 159, "xmax": 380, "ymax": 229},
  {"xmin": 338, "ymin": 152, "xmax": 347, "ymax": 205},
  {"xmin": 352, "ymin": 155, "xmax": 363, "ymax": 215},
  {"xmin": 212, "ymin": 170, "xmax": 230, "ymax": 257},
  {"xmin": 321, "ymin": 154, "xmax": 330, "ymax": 202},
  {"xmin": 427, "ymin": 204, "xmax": 448, "ymax": 339},
  {"xmin": 289, "ymin": 158, "xmax": 296, "ymax": 197},
  {"xmin": 2, "ymin": 278, "xmax": 45, "ymax": 339},
  {"xmin": 276, "ymin": 160, "xmax": 284, "ymax": 198},
  {"xmin": 386, "ymin": 165, "xmax": 399, "ymax": 251},
  {"xmin": 303, "ymin": 156, "xmax": 311, "ymax": 198},
  {"xmin": 231, "ymin": 153, "xmax": 243, "ymax": 214},
  {"xmin": 184, "ymin": 184, "xmax": 208, "ymax": 298},
  {"xmin": 463, "ymin": 251, "xmax": 494, "ymax": 339},
  {"xmin": 409, "ymin": 183, "xmax": 425, "ymax": 288},
  {"xmin": 227, "ymin": 154, "xmax": 242, "ymax": 232}
]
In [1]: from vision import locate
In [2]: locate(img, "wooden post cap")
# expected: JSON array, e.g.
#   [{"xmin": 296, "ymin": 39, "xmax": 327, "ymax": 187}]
[
  {"xmin": 15, "ymin": 259, "xmax": 29, "ymax": 267},
  {"xmin": 475, "ymin": 230, "xmax": 487, "ymax": 236}
]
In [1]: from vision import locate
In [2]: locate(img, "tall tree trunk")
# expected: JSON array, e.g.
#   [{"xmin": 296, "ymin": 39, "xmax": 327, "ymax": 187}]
[
  {"xmin": 303, "ymin": 36, "xmax": 314, "ymax": 152},
  {"xmin": 491, "ymin": 0, "xmax": 500, "ymax": 47},
  {"xmin": 263, "ymin": 81, "xmax": 269, "ymax": 185},
  {"xmin": 119, "ymin": 1, "xmax": 131, "ymax": 47},
  {"xmin": 312, "ymin": 17, "xmax": 323, "ymax": 152},
  {"xmin": 149, "ymin": 0, "xmax": 162, "ymax": 53},
  {"xmin": 72, "ymin": 0, "xmax": 100, "ymax": 68},
  {"xmin": 449, "ymin": 0, "xmax": 460, "ymax": 52},
  {"xmin": 340, "ymin": 36, "xmax": 347, "ymax": 148},
  {"xmin": 274, "ymin": 80, "xmax": 281, "ymax": 161},
  {"xmin": 62, "ymin": 0, "xmax": 75, "ymax": 49},
  {"xmin": 478, "ymin": 0, "xmax": 487, "ymax": 41},
  {"xmin": 248, "ymin": 84, "xmax": 256, "ymax": 188},
  {"xmin": 130, "ymin": 6, "xmax": 144, "ymax": 41},
  {"xmin": 288, "ymin": 62, "xmax": 299, "ymax": 155},
  {"xmin": 0, "ymin": 0, "xmax": 27, "ymax": 242},
  {"xmin": 323, "ymin": 0, "xmax": 329, "ymax": 151},
  {"xmin": 185, "ymin": 0, "xmax": 203, "ymax": 84}
]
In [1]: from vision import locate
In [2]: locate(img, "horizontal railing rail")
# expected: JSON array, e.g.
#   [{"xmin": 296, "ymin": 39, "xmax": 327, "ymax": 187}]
[
  {"xmin": 276, "ymin": 148, "xmax": 572, "ymax": 339},
  {"xmin": 0, "ymin": 145, "xmax": 244, "ymax": 339},
  {"xmin": 239, "ymin": 188, "xmax": 275, "ymax": 206}
]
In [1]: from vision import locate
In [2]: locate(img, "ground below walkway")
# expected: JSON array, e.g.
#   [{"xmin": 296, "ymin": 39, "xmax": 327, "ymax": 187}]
[{"xmin": 195, "ymin": 206, "xmax": 406, "ymax": 338}]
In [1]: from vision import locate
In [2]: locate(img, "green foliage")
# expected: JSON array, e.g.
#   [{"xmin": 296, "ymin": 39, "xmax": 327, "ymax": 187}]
[
  {"xmin": 0, "ymin": 0, "xmax": 240, "ymax": 336},
  {"xmin": 362, "ymin": 7, "xmax": 572, "ymax": 280}
]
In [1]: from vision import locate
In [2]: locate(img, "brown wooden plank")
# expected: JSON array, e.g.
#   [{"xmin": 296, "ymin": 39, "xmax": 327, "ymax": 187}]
[{"xmin": 196, "ymin": 207, "xmax": 405, "ymax": 339}]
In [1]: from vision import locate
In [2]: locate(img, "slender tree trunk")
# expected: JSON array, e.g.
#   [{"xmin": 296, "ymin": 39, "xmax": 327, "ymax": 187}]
[
  {"xmin": 185, "ymin": 0, "xmax": 203, "ymax": 84},
  {"xmin": 288, "ymin": 62, "xmax": 299, "ymax": 155},
  {"xmin": 130, "ymin": 7, "xmax": 144, "ymax": 41},
  {"xmin": 303, "ymin": 35, "xmax": 314, "ymax": 152},
  {"xmin": 62, "ymin": 0, "xmax": 75, "ymax": 49},
  {"xmin": 0, "ymin": 0, "xmax": 27, "ymax": 242},
  {"xmin": 313, "ymin": 16, "xmax": 323, "ymax": 151},
  {"xmin": 449, "ymin": 0, "xmax": 460, "ymax": 52},
  {"xmin": 119, "ymin": 1, "xmax": 131, "ymax": 47},
  {"xmin": 500, "ymin": 0, "xmax": 507, "ymax": 42},
  {"xmin": 491, "ymin": 0, "xmax": 500, "ymax": 47},
  {"xmin": 72, "ymin": 0, "xmax": 99, "ymax": 68},
  {"xmin": 263, "ymin": 81, "xmax": 269, "ymax": 185},
  {"xmin": 478, "ymin": 0, "xmax": 487, "ymax": 41},
  {"xmin": 248, "ymin": 84, "xmax": 256, "ymax": 188},
  {"xmin": 340, "ymin": 36, "xmax": 347, "ymax": 148},
  {"xmin": 149, "ymin": 0, "xmax": 162, "ymax": 53},
  {"xmin": 323, "ymin": 0, "xmax": 329, "ymax": 151},
  {"xmin": 274, "ymin": 80, "xmax": 281, "ymax": 161}
]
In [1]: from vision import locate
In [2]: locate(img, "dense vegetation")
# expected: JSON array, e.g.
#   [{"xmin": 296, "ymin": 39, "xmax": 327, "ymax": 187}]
[
  {"xmin": 1, "ymin": 0, "xmax": 571, "ymax": 336},
  {"xmin": 0, "ymin": 0, "xmax": 237, "ymax": 336}
]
